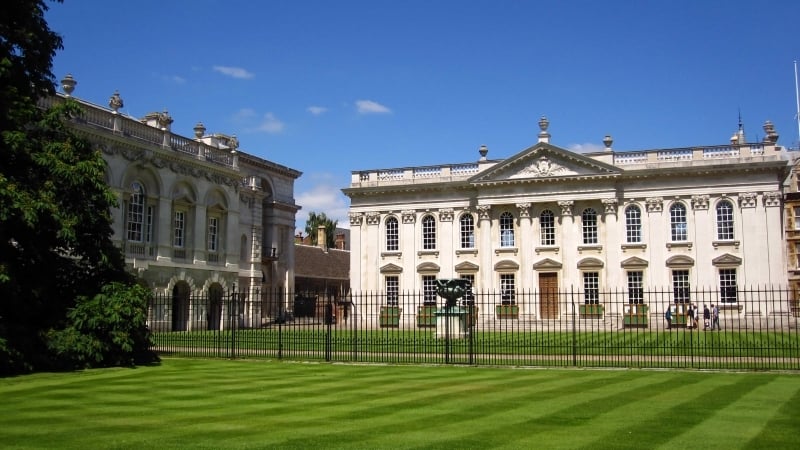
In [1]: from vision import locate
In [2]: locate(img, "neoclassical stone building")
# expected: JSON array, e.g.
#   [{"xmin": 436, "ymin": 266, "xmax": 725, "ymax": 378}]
[
  {"xmin": 344, "ymin": 117, "xmax": 790, "ymax": 322},
  {"xmin": 50, "ymin": 74, "xmax": 301, "ymax": 330}
]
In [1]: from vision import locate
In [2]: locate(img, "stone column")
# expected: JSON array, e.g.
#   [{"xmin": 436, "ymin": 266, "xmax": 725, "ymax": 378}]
[{"xmin": 477, "ymin": 205, "xmax": 493, "ymax": 291}]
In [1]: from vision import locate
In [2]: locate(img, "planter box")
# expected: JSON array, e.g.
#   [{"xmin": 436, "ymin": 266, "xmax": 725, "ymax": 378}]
[
  {"xmin": 417, "ymin": 305, "xmax": 437, "ymax": 328},
  {"xmin": 495, "ymin": 304, "xmax": 519, "ymax": 320},
  {"xmin": 623, "ymin": 304, "xmax": 648, "ymax": 328},
  {"xmin": 379, "ymin": 306, "xmax": 401, "ymax": 328},
  {"xmin": 579, "ymin": 304, "xmax": 604, "ymax": 319}
]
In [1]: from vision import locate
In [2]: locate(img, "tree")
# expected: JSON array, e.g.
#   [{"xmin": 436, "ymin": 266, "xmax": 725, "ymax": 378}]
[
  {"xmin": 0, "ymin": 0, "xmax": 145, "ymax": 373},
  {"xmin": 304, "ymin": 211, "xmax": 338, "ymax": 248}
]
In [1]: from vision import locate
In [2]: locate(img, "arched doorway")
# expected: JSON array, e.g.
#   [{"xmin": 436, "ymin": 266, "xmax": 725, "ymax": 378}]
[
  {"xmin": 172, "ymin": 281, "xmax": 190, "ymax": 331},
  {"xmin": 208, "ymin": 283, "xmax": 223, "ymax": 330}
]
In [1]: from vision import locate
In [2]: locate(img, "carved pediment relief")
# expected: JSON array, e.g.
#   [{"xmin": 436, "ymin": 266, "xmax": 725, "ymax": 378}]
[
  {"xmin": 454, "ymin": 261, "xmax": 479, "ymax": 272},
  {"xmin": 416, "ymin": 262, "xmax": 441, "ymax": 273},
  {"xmin": 621, "ymin": 256, "xmax": 649, "ymax": 268},
  {"xmin": 666, "ymin": 255, "xmax": 695, "ymax": 267},
  {"xmin": 712, "ymin": 253, "xmax": 742, "ymax": 266},
  {"xmin": 533, "ymin": 258, "xmax": 563, "ymax": 270},
  {"xmin": 380, "ymin": 263, "xmax": 403, "ymax": 274},
  {"xmin": 470, "ymin": 144, "xmax": 620, "ymax": 184},
  {"xmin": 494, "ymin": 259, "xmax": 520, "ymax": 271},
  {"xmin": 577, "ymin": 257, "xmax": 604, "ymax": 269}
]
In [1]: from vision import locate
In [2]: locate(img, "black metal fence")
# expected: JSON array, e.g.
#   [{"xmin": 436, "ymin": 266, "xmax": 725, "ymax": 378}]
[{"xmin": 149, "ymin": 287, "xmax": 800, "ymax": 370}]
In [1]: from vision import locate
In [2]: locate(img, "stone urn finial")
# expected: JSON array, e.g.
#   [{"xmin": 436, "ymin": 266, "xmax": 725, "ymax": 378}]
[
  {"xmin": 157, "ymin": 109, "xmax": 173, "ymax": 130},
  {"xmin": 538, "ymin": 116, "xmax": 549, "ymax": 132},
  {"xmin": 479, "ymin": 144, "xmax": 488, "ymax": 160},
  {"xmin": 61, "ymin": 74, "xmax": 77, "ymax": 96},
  {"xmin": 109, "ymin": 90, "xmax": 123, "ymax": 112},
  {"xmin": 193, "ymin": 122, "xmax": 206, "ymax": 139},
  {"xmin": 762, "ymin": 120, "xmax": 779, "ymax": 144},
  {"xmin": 603, "ymin": 135, "xmax": 613, "ymax": 150}
]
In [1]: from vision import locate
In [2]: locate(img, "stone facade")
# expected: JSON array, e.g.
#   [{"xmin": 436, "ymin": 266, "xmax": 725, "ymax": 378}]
[
  {"xmin": 343, "ymin": 117, "xmax": 791, "ymax": 320},
  {"xmin": 52, "ymin": 74, "xmax": 301, "ymax": 329}
]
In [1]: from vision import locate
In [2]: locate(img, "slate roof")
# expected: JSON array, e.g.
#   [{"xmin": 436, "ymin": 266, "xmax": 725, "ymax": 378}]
[{"xmin": 294, "ymin": 244, "xmax": 349, "ymax": 280}]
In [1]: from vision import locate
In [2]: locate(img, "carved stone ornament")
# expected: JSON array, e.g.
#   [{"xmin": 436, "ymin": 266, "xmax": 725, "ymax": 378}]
[
  {"xmin": 438, "ymin": 208, "xmax": 454, "ymax": 222},
  {"xmin": 516, "ymin": 203, "xmax": 531, "ymax": 218},
  {"xmin": 366, "ymin": 211, "xmax": 381, "ymax": 225},
  {"xmin": 602, "ymin": 198, "xmax": 618, "ymax": 215},
  {"xmin": 738, "ymin": 192, "xmax": 757, "ymax": 208},
  {"xmin": 402, "ymin": 210, "xmax": 416, "ymax": 224},
  {"xmin": 349, "ymin": 212, "xmax": 364, "ymax": 226},
  {"xmin": 558, "ymin": 200, "xmax": 573, "ymax": 216},
  {"xmin": 513, "ymin": 156, "xmax": 576, "ymax": 178},
  {"xmin": 108, "ymin": 90, "xmax": 124, "ymax": 112},
  {"xmin": 645, "ymin": 197, "xmax": 663, "ymax": 213},
  {"xmin": 763, "ymin": 191, "xmax": 782, "ymax": 207},
  {"xmin": 691, "ymin": 194, "xmax": 709, "ymax": 210},
  {"xmin": 476, "ymin": 205, "xmax": 491, "ymax": 220}
]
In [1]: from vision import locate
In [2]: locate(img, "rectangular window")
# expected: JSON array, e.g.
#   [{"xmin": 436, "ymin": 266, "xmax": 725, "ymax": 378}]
[
  {"xmin": 422, "ymin": 216, "xmax": 436, "ymax": 250},
  {"xmin": 500, "ymin": 274, "xmax": 515, "ymax": 304},
  {"xmin": 459, "ymin": 274, "xmax": 476, "ymax": 303},
  {"xmin": 386, "ymin": 276, "xmax": 399, "ymax": 306},
  {"xmin": 719, "ymin": 269, "xmax": 737, "ymax": 303},
  {"xmin": 460, "ymin": 215, "xmax": 475, "ymax": 248},
  {"xmin": 794, "ymin": 207, "xmax": 800, "ymax": 230},
  {"xmin": 173, "ymin": 211, "xmax": 185, "ymax": 248},
  {"xmin": 126, "ymin": 201, "xmax": 143, "ymax": 242},
  {"xmin": 207, "ymin": 217, "xmax": 219, "ymax": 252},
  {"xmin": 386, "ymin": 218, "xmax": 399, "ymax": 251},
  {"xmin": 422, "ymin": 275, "xmax": 437, "ymax": 305},
  {"xmin": 796, "ymin": 243, "xmax": 800, "ymax": 269},
  {"xmin": 540, "ymin": 211, "xmax": 555, "ymax": 246},
  {"xmin": 672, "ymin": 270, "xmax": 690, "ymax": 303},
  {"xmin": 627, "ymin": 271, "xmax": 644, "ymax": 304},
  {"xmin": 583, "ymin": 272, "xmax": 599, "ymax": 304},
  {"xmin": 582, "ymin": 209, "xmax": 598, "ymax": 244},
  {"xmin": 145, "ymin": 206, "xmax": 154, "ymax": 244}
]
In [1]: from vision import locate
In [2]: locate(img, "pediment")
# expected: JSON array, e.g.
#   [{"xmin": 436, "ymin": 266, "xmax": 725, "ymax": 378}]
[
  {"xmin": 469, "ymin": 143, "xmax": 620, "ymax": 185},
  {"xmin": 416, "ymin": 262, "xmax": 441, "ymax": 273},
  {"xmin": 380, "ymin": 263, "xmax": 403, "ymax": 274},
  {"xmin": 494, "ymin": 259, "xmax": 520, "ymax": 271},
  {"xmin": 577, "ymin": 257, "xmax": 604, "ymax": 269},
  {"xmin": 621, "ymin": 256, "xmax": 649, "ymax": 268},
  {"xmin": 712, "ymin": 253, "xmax": 742, "ymax": 266},
  {"xmin": 666, "ymin": 255, "xmax": 695, "ymax": 267},
  {"xmin": 454, "ymin": 261, "xmax": 479, "ymax": 272},
  {"xmin": 533, "ymin": 258, "xmax": 563, "ymax": 270}
]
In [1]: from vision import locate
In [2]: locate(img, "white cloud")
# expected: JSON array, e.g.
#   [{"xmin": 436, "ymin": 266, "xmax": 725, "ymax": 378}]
[
  {"xmin": 168, "ymin": 75, "xmax": 186, "ymax": 84},
  {"xmin": 568, "ymin": 143, "xmax": 607, "ymax": 153},
  {"xmin": 307, "ymin": 106, "xmax": 328, "ymax": 116},
  {"xmin": 212, "ymin": 65, "xmax": 255, "ymax": 79},
  {"xmin": 256, "ymin": 112, "xmax": 285, "ymax": 134},
  {"xmin": 295, "ymin": 176, "xmax": 351, "ymax": 235},
  {"xmin": 233, "ymin": 108, "xmax": 257, "ymax": 120},
  {"xmin": 356, "ymin": 99, "xmax": 391, "ymax": 114}
]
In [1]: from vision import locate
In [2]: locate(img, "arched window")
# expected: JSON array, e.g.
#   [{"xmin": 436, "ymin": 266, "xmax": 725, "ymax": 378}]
[
  {"xmin": 625, "ymin": 205, "xmax": 642, "ymax": 243},
  {"xmin": 582, "ymin": 208, "xmax": 597, "ymax": 244},
  {"xmin": 126, "ymin": 181, "xmax": 145, "ymax": 242},
  {"xmin": 716, "ymin": 200, "xmax": 734, "ymax": 240},
  {"xmin": 385, "ymin": 217, "xmax": 399, "ymax": 251},
  {"xmin": 670, "ymin": 203, "xmax": 687, "ymax": 241},
  {"xmin": 460, "ymin": 214, "xmax": 475, "ymax": 248},
  {"xmin": 422, "ymin": 215, "xmax": 436, "ymax": 250},
  {"xmin": 540, "ymin": 210, "xmax": 555, "ymax": 246},
  {"xmin": 499, "ymin": 212, "xmax": 515, "ymax": 247}
]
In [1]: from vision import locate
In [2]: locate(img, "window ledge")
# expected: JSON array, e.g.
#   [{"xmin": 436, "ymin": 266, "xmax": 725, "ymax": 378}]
[
  {"xmin": 666, "ymin": 241, "xmax": 693, "ymax": 249},
  {"xmin": 535, "ymin": 246, "xmax": 560, "ymax": 254},
  {"xmin": 621, "ymin": 243, "xmax": 647, "ymax": 250},
  {"xmin": 578, "ymin": 245, "xmax": 603, "ymax": 252},
  {"xmin": 417, "ymin": 250, "xmax": 439, "ymax": 257},
  {"xmin": 381, "ymin": 251, "xmax": 402, "ymax": 258},
  {"xmin": 456, "ymin": 249, "xmax": 478, "ymax": 256},
  {"xmin": 713, "ymin": 240, "xmax": 740, "ymax": 249},
  {"xmin": 495, "ymin": 247, "xmax": 518, "ymax": 255}
]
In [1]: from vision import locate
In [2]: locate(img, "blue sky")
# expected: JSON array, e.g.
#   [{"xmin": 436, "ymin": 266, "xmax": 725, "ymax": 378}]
[{"xmin": 45, "ymin": 0, "xmax": 800, "ymax": 234}]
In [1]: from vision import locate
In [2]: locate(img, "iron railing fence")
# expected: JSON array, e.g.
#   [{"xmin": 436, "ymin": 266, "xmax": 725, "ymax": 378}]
[{"xmin": 149, "ymin": 286, "xmax": 800, "ymax": 370}]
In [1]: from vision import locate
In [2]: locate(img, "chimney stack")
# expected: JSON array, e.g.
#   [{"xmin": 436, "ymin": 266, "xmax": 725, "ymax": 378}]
[{"xmin": 317, "ymin": 225, "xmax": 327, "ymax": 250}]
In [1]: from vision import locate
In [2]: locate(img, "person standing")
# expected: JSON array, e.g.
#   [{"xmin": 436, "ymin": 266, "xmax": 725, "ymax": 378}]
[
  {"xmin": 664, "ymin": 306, "xmax": 673, "ymax": 330},
  {"xmin": 686, "ymin": 304, "xmax": 694, "ymax": 329},
  {"xmin": 711, "ymin": 304, "xmax": 720, "ymax": 330},
  {"xmin": 692, "ymin": 304, "xmax": 699, "ymax": 329},
  {"xmin": 703, "ymin": 304, "xmax": 711, "ymax": 330}
]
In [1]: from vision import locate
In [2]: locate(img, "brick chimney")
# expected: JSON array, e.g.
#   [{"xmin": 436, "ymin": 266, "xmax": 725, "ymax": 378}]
[
  {"xmin": 317, "ymin": 225, "xmax": 327, "ymax": 250},
  {"xmin": 335, "ymin": 232, "xmax": 345, "ymax": 250}
]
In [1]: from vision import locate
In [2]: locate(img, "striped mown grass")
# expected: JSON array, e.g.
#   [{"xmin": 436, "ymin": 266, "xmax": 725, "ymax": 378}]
[{"xmin": 1, "ymin": 358, "xmax": 798, "ymax": 449}]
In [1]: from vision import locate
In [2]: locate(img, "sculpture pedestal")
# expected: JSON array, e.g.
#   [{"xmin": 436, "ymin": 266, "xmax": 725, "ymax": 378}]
[{"xmin": 435, "ymin": 307, "xmax": 467, "ymax": 339}]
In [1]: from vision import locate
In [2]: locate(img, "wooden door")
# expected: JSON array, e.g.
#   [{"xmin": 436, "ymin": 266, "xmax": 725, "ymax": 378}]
[{"xmin": 539, "ymin": 273, "xmax": 559, "ymax": 319}]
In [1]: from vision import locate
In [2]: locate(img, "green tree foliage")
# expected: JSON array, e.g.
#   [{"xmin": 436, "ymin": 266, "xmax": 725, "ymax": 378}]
[
  {"xmin": 304, "ymin": 211, "xmax": 338, "ymax": 248},
  {"xmin": 1, "ymin": 0, "xmax": 143, "ymax": 374},
  {"xmin": 47, "ymin": 283, "xmax": 158, "ymax": 369}
]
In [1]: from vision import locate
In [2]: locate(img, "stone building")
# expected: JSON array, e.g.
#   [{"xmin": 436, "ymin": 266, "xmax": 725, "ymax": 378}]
[
  {"xmin": 51, "ymin": 74, "xmax": 301, "ymax": 330},
  {"xmin": 343, "ymin": 116, "xmax": 791, "ymax": 324}
]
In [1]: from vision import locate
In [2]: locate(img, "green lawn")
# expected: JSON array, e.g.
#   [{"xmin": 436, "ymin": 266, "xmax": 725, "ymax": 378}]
[{"xmin": 1, "ymin": 359, "xmax": 798, "ymax": 449}]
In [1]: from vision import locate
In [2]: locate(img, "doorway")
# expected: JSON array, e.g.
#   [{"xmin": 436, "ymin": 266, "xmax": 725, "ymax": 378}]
[{"xmin": 539, "ymin": 273, "xmax": 559, "ymax": 319}]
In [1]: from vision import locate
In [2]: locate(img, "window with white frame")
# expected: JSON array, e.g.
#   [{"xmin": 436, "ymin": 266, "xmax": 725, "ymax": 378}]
[
  {"xmin": 582, "ymin": 208, "xmax": 598, "ymax": 244},
  {"xmin": 719, "ymin": 269, "xmax": 737, "ymax": 303},
  {"xmin": 386, "ymin": 217, "xmax": 399, "ymax": 251},
  {"xmin": 145, "ymin": 206, "xmax": 154, "ymax": 244},
  {"xmin": 500, "ymin": 273, "xmax": 515, "ymax": 304},
  {"xmin": 422, "ymin": 275, "xmax": 437, "ymax": 304},
  {"xmin": 173, "ymin": 210, "xmax": 186, "ymax": 248},
  {"xmin": 672, "ymin": 270, "xmax": 690, "ymax": 304},
  {"xmin": 627, "ymin": 271, "xmax": 644, "ymax": 304},
  {"xmin": 207, "ymin": 217, "xmax": 219, "ymax": 252},
  {"xmin": 460, "ymin": 214, "xmax": 475, "ymax": 248},
  {"xmin": 500, "ymin": 212, "xmax": 515, "ymax": 247},
  {"xmin": 796, "ymin": 242, "xmax": 800, "ymax": 269},
  {"xmin": 540, "ymin": 209, "xmax": 555, "ymax": 246},
  {"xmin": 716, "ymin": 200, "xmax": 735, "ymax": 240},
  {"xmin": 583, "ymin": 272, "xmax": 599, "ymax": 304},
  {"xmin": 625, "ymin": 205, "xmax": 642, "ymax": 243},
  {"xmin": 794, "ymin": 206, "xmax": 800, "ymax": 230},
  {"xmin": 126, "ymin": 182, "xmax": 145, "ymax": 242},
  {"xmin": 459, "ymin": 274, "xmax": 476, "ymax": 303},
  {"xmin": 670, "ymin": 203, "xmax": 687, "ymax": 241},
  {"xmin": 385, "ymin": 276, "xmax": 399, "ymax": 306},
  {"xmin": 422, "ymin": 215, "xmax": 436, "ymax": 250}
]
